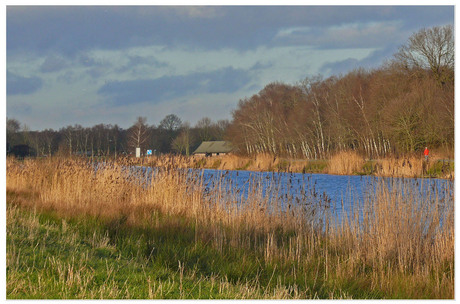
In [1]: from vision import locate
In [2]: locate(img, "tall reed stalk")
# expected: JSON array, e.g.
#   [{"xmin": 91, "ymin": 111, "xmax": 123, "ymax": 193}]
[
  {"xmin": 129, "ymin": 152, "xmax": 453, "ymax": 178},
  {"xmin": 6, "ymin": 157, "xmax": 454, "ymax": 298}
]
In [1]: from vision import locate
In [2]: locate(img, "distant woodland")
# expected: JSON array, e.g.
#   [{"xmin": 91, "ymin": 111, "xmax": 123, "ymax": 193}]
[{"xmin": 7, "ymin": 25, "xmax": 454, "ymax": 159}]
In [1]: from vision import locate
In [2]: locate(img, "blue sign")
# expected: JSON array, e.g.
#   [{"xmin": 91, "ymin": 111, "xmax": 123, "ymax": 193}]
[{"xmin": 146, "ymin": 150, "xmax": 152, "ymax": 156}]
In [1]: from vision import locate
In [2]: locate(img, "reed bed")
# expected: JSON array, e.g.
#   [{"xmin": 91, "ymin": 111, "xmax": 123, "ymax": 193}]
[
  {"xmin": 376, "ymin": 156, "xmax": 424, "ymax": 178},
  {"xmin": 327, "ymin": 151, "xmax": 365, "ymax": 175},
  {"xmin": 6, "ymin": 157, "xmax": 454, "ymax": 299},
  {"xmin": 129, "ymin": 152, "xmax": 453, "ymax": 178}
]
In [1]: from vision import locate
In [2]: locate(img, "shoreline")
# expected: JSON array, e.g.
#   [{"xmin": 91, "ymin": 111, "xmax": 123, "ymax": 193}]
[{"xmin": 131, "ymin": 152, "xmax": 454, "ymax": 180}]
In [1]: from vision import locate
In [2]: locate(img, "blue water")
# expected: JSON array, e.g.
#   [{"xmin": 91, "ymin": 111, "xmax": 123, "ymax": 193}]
[
  {"xmin": 97, "ymin": 164, "xmax": 454, "ymax": 226},
  {"xmin": 196, "ymin": 169, "xmax": 453, "ymax": 222}
]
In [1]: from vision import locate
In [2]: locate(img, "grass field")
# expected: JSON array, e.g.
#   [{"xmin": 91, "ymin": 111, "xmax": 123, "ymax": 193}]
[
  {"xmin": 6, "ymin": 157, "xmax": 454, "ymax": 299},
  {"xmin": 8, "ymin": 202, "xmax": 310, "ymax": 299}
]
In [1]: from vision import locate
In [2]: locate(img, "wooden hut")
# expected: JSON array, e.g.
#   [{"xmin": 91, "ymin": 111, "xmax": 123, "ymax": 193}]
[{"xmin": 193, "ymin": 141, "xmax": 233, "ymax": 156}]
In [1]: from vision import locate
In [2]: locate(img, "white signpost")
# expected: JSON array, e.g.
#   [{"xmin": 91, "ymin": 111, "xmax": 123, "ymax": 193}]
[{"xmin": 136, "ymin": 147, "xmax": 141, "ymax": 158}]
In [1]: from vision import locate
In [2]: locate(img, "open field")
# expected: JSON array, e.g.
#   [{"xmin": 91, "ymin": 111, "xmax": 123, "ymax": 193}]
[{"xmin": 6, "ymin": 157, "xmax": 454, "ymax": 299}]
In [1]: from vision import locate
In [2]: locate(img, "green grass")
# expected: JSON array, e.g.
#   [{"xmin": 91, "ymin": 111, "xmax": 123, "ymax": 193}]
[
  {"xmin": 7, "ymin": 179, "xmax": 452, "ymax": 299},
  {"xmin": 7, "ymin": 199, "xmax": 383, "ymax": 299},
  {"xmin": 302, "ymin": 160, "xmax": 328, "ymax": 173},
  {"xmin": 7, "ymin": 204, "xmax": 268, "ymax": 299},
  {"xmin": 356, "ymin": 161, "xmax": 377, "ymax": 176},
  {"xmin": 276, "ymin": 159, "xmax": 290, "ymax": 172},
  {"xmin": 424, "ymin": 160, "xmax": 454, "ymax": 178}
]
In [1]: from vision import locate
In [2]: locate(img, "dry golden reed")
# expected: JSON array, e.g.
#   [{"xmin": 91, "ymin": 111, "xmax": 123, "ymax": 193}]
[
  {"xmin": 6, "ymin": 156, "xmax": 454, "ymax": 298},
  {"xmin": 327, "ymin": 151, "xmax": 365, "ymax": 175},
  {"xmin": 376, "ymin": 156, "xmax": 424, "ymax": 178},
  {"xmin": 129, "ymin": 152, "xmax": 453, "ymax": 178}
]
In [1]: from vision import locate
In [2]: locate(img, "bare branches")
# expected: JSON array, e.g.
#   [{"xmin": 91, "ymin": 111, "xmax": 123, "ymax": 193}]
[
  {"xmin": 228, "ymin": 57, "xmax": 453, "ymax": 158},
  {"xmin": 128, "ymin": 117, "xmax": 149, "ymax": 152},
  {"xmin": 394, "ymin": 25, "xmax": 454, "ymax": 85}
]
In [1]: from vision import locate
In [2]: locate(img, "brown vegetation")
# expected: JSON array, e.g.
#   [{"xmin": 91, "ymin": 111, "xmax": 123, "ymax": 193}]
[
  {"xmin": 327, "ymin": 151, "xmax": 365, "ymax": 175},
  {"xmin": 6, "ymin": 157, "xmax": 454, "ymax": 298},
  {"xmin": 228, "ymin": 25, "xmax": 454, "ymax": 159},
  {"xmin": 228, "ymin": 67, "xmax": 453, "ymax": 159},
  {"xmin": 127, "ymin": 152, "xmax": 453, "ymax": 179}
]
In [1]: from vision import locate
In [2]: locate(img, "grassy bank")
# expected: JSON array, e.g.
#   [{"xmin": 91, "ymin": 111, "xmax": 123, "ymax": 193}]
[
  {"xmin": 8, "ymin": 201, "xmax": 311, "ymax": 299},
  {"xmin": 132, "ymin": 152, "xmax": 454, "ymax": 179},
  {"xmin": 6, "ymin": 157, "xmax": 454, "ymax": 299}
]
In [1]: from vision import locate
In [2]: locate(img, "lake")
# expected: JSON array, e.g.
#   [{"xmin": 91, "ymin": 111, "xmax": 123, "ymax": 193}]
[
  {"xmin": 121, "ymin": 165, "xmax": 454, "ymax": 226},
  {"xmin": 198, "ymin": 169, "xmax": 453, "ymax": 220}
]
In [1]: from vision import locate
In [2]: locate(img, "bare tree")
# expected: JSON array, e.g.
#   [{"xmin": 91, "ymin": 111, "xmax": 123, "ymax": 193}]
[
  {"xmin": 41, "ymin": 129, "xmax": 56, "ymax": 156},
  {"xmin": 172, "ymin": 122, "xmax": 192, "ymax": 155},
  {"xmin": 394, "ymin": 25, "xmax": 454, "ymax": 85},
  {"xmin": 7, "ymin": 118, "xmax": 21, "ymax": 148},
  {"xmin": 300, "ymin": 76, "xmax": 330, "ymax": 158},
  {"xmin": 159, "ymin": 114, "xmax": 182, "ymax": 131},
  {"xmin": 215, "ymin": 119, "xmax": 230, "ymax": 139},
  {"xmin": 110, "ymin": 124, "xmax": 122, "ymax": 158},
  {"xmin": 128, "ymin": 117, "xmax": 149, "ymax": 153},
  {"xmin": 61, "ymin": 125, "xmax": 74, "ymax": 156},
  {"xmin": 195, "ymin": 117, "xmax": 213, "ymax": 142}
]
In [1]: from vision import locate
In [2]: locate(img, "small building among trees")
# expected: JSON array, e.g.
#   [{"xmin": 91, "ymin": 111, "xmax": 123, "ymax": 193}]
[{"xmin": 193, "ymin": 141, "xmax": 233, "ymax": 156}]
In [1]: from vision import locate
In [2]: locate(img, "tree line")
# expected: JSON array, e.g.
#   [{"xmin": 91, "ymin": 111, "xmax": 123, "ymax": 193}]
[
  {"xmin": 7, "ymin": 114, "xmax": 229, "ymax": 157},
  {"xmin": 228, "ymin": 25, "xmax": 454, "ymax": 159},
  {"xmin": 7, "ymin": 25, "xmax": 454, "ymax": 159}
]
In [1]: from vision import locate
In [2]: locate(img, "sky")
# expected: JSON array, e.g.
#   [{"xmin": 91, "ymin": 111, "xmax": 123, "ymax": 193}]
[{"xmin": 5, "ymin": 5, "xmax": 455, "ymax": 131}]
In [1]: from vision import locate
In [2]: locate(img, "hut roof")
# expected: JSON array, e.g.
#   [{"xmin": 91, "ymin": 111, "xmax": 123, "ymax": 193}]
[{"xmin": 193, "ymin": 141, "xmax": 233, "ymax": 154}]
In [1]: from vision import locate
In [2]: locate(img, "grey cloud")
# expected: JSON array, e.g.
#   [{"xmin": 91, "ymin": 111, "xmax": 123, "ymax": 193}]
[
  {"xmin": 8, "ymin": 101, "xmax": 32, "ymax": 115},
  {"xmin": 250, "ymin": 61, "xmax": 274, "ymax": 71},
  {"xmin": 77, "ymin": 53, "xmax": 113, "ymax": 69},
  {"xmin": 74, "ymin": 52, "xmax": 114, "ymax": 78},
  {"xmin": 88, "ymin": 66, "xmax": 110, "ymax": 79},
  {"xmin": 57, "ymin": 70, "xmax": 81, "ymax": 84},
  {"xmin": 321, "ymin": 58, "xmax": 361, "ymax": 76},
  {"xmin": 273, "ymin": 21, "xmax": 405, "ymax": 50},
  {"xmin": 206, "ymin": 67, "xmax": 250, "ymax": 93},
  {"xmin": 98, "ymin": 66, "xmax": 251, "ymax": 105},
  {"xmin": 128, "ymin": 55, "xmax": 167, "ymax": 67},
  {"xmin": 165, "ymin": 6, "xmax": 224, "ymax": 19},
  {"xmin": 355, "ymin": 45, "xmax": 398, "ymax": 67},
  {"xmin": 78, "ymin": 53, "xmax": 100, "ymax": 67},
  {"xmin": 7, "ymin": 71, "xmax": 43, "ymax": 95},
  {"xmin": 40, "ymin": 55, "xmax": 68, "ymax": 73},
  {"xmin": 246, "ymin": 83, "xmax": 262, "ymax": 92},
  {"xmin": 320, "ymin": 45, "xmax": 398, "ymax": 76},
  {"xmin": 7, "ymin": 6, "xmax": 454, "ymax": 57},
  {"xmin": 116, "ymin": 55, "xmax": 169, "ymax": 74}
]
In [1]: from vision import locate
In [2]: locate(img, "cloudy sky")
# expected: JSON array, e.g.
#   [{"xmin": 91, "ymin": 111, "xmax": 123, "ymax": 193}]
[{"xmin": 6, "ymin": 5, "xmax": 454, "ymax": 131}]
